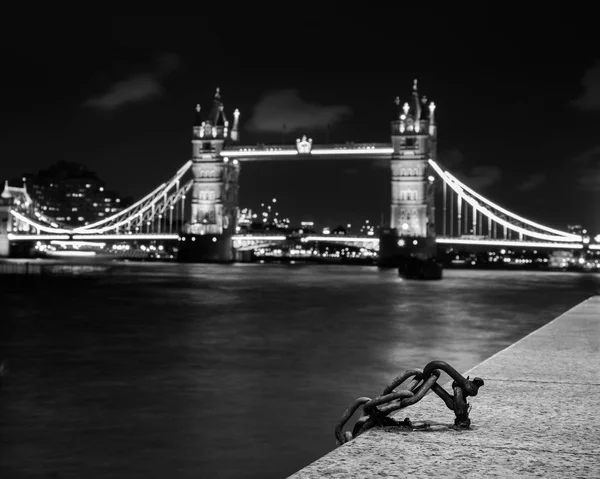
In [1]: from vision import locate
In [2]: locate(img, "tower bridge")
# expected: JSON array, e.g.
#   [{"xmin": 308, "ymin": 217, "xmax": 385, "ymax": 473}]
[{"xmin": 1, "ymin": 81, "xmax": 594, "ymax": 262}]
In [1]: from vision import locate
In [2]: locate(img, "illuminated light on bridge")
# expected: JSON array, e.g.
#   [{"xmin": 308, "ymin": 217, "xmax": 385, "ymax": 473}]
[
  {"xmin": 50, "ymin": 240, "xmax": 106, "ymax": 248},
  {"xmin": 73, "ymin": 234, "xmax": 179, "ymax": 241},
  {"xmin": 221, "ymin": 144, "xmax": 394, "ymax": 158},
  {"xmin": 46, "ymin": 250, "xmax": 97, "ymax": 257},
  {"xmin": 72, "ymin": 161, "xmax": 193, "ymax": 234},
  {"xmin": 305, "ymin": 235, "xmax": 379, "ymax": 244},
  {"xmin": 6, "ymin": 160, "xmax": 193, "ymax": 243},
  {"xmin": 229, "ymin": 235, "xmax": 589, "ymax": 252},
  {"xmin": 10, "ymin": 210, "xmax": 72, "ymax": 234},
  {"xmin": 435, "ymin": 238, "xmax": 584, "ymax": 250},
  {"xmin": 310, "ymin": 147, "xmax": 394, "ymax": 156},
  {"xmin": 441, "ymin": 169, "xmax": 581, "ymax": 241},
  {"xmin": 589, "ymin": 244, "xmax": 600, "ymax": 250},
  {"xmin": 231, "ymin": 235, "xmax": 288, "ymax": 252},
  {"xmin": 70, "ymin": 159, "xmax": 192, "ymax": 234},
  {"xmin": 221, "ymin": 149, "xmax": 298, "ymax": 157},
  {"xmin": 7, "ymin": 233, "xmax": 180, "ymax": 242},
  {"xmin": 8, "ymin": 233, "xmax": 71, "ymax": 241},
  {"xmin": 429, "ymin": 159, "xmax": 582, "ymax": 243},
  {"xmin": 232, "ymin": 235, "xmax": 287, "ymax": 241}
]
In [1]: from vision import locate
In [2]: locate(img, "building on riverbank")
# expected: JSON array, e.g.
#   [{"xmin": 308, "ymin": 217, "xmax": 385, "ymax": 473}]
[{"xmin": 11, "ymin": 161, "xmax": 132, "ymax": 227}]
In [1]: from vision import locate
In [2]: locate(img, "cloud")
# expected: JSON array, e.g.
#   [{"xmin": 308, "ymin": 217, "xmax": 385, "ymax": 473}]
[
  {"xmin": 569, "ymin": 146, "xmax": 600, "ymax": 191},
  {"xmin": 438, "ymin": 148, "xmax": 501, "ymax": 189},
  {"xmin": 154, "ymin": 52, "xmax": 181, "ymax": 73},
  {"xmin": 571, "ymin": 61, "xmax": 600, "ymax": 111},
  {"xmin": 246, "ymin": 89, "xmax": 352, "ymax": 133},
  {"xmin": 84, "ymin": 53, "xmax": 181, "ymax": 111},
  {"xmin": 578, "ymin": 170, "xmax": 600, "ymax": 191},
  {"xmin": 438, "ymin": 148, "xmax": 465, "ymax": 169},
  {"xmin": 517, "ymin": 173, "xmax": 546, "ymax": 192},
  {"xmin": 455, "ymin": 166, "xmax": 503, "ymax": 189},
  {"xmin": 572, "ymin": 145, "xmax": 600, "ymax": 165}
]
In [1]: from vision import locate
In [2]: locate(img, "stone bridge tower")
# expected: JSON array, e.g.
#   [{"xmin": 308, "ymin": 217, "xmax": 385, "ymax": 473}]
[
  {"xmin": 181, "ymin": 88, "xmax": 241, "ymax": 262},
  {"xmin": 0, "ymin": 198, "xmax": 11, "ymax": 257},
  {"xmin": 390, "ymin": 80, "xmax": 437, "ymax": 238}
]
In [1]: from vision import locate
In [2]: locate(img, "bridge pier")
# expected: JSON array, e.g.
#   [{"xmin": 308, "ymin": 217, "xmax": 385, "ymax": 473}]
[
  {"xmin": 378, "ymin": 228, "xmax": 438, "ymax": 267},
  {"xmin": 177, "ymin": 233, "xmax": 234, "ymax": 263},
  {"xmin": 234, "ymin": 249, "xmax": 254, "ymax": 263}
]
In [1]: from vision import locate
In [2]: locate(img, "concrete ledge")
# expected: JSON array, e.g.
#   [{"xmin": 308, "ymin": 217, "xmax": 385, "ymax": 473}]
[{"xmin": 289, "ymin": 296, "xmax": 600, "ymax": 478}]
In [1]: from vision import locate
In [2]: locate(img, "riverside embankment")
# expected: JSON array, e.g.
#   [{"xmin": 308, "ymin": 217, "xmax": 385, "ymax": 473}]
[{"xmin": 290, "ymin": 295, "xmax": 600, "ymax": 478}]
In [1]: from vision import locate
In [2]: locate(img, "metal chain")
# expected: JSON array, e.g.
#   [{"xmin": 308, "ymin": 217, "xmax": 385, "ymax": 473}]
[{"xmin": 335, "ymin": 360, "xmax": 484, "ymax": 445}]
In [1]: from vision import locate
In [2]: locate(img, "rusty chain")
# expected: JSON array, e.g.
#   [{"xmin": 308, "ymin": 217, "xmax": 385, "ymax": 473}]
[{"xmin": 335, "ymin": 360, "xmax": 484, "ymax": 445}]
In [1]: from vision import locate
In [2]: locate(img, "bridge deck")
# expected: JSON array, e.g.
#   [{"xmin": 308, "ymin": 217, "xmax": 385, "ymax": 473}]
[
  {"xmin": 289, "ymin": 295, "xmax": 600, "ymax": 478},
  {"xmin": 221, "ymin": 143, "xmax": 393, "ymax": 161}
]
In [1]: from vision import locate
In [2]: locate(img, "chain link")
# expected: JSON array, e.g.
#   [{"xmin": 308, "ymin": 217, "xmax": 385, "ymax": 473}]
[{"xmin": 335, "ymin": 360, "xmax": 484, "ymax": 445}]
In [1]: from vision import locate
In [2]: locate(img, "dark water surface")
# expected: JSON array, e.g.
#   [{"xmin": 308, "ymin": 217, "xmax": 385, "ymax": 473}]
[{"xmin": 1, "ymin": 263, "xmax": 599, "ymax": 478}]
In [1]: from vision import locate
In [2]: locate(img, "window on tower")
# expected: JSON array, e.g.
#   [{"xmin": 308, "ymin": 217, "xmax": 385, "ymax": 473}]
[
  {"xmin": 405, "ymin": 138, "xmax": 416, "ymax": 147},
  {"xmin": 203, "ymin": 142, "xmax": 212, "ymax": 150}
]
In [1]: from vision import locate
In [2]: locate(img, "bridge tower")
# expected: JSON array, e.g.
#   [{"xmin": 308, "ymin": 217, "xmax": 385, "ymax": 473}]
[
  {"xmin": 179, "ymin": 88, "xmax": 241, "ymax": 262},
  {"xmin": 390, "ymin": 79, "xmax": 437, "ymax": 237},
  {"xmin": 0, "ymin": 187, "xmax": 12, "ymax": 257},
  {"xmin": 380, "ymin": 80, "xmax": 437, "ymax": 266}
]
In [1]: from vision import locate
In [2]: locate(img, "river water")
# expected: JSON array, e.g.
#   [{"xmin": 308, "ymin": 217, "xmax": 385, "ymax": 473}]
[{"xmin": 1, "ymin": 263, "xmax": 599, "ymax": 478}]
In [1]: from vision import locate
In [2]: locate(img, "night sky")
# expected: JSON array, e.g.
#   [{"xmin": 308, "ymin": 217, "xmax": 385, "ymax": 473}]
[{"xmin": 1, "ymin": 12, "xmax": 599, "ymax": 232}]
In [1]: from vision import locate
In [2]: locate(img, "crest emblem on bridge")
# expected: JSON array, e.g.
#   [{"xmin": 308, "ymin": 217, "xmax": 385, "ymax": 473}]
[{"xmin": 296, "ymin": 135, "xmax": 313, "ymax": 154}]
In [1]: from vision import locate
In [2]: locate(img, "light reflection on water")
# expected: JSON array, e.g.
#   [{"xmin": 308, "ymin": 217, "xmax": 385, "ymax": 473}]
[{"xmin": 0, "ymin": 264, "xmax": 598, "ymax": 478}]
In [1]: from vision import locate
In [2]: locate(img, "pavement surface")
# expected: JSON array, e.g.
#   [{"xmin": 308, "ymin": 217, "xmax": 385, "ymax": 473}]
[{"xmin": 289, "ymin": 295, "xmax": 600, "ymax": 478}]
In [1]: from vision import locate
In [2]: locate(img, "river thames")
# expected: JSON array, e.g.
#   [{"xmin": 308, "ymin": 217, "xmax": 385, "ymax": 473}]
[{"xmin": 1, "ymin": 263, "xmax": 599, "ymax": 478}]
